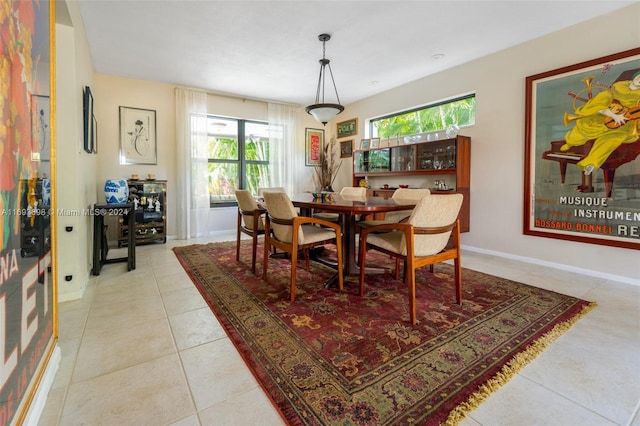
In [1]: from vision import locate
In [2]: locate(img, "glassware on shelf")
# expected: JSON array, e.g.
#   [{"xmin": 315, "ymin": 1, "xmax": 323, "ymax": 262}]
[{"xmin": 446, "ymin": 124, "xmax": 460, "ymax": 138}]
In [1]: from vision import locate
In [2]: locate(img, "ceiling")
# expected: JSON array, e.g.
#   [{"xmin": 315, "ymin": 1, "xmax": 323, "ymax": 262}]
[{"xmin": 77, "ymin": 1, "xmax": 634, "ymax": 107}]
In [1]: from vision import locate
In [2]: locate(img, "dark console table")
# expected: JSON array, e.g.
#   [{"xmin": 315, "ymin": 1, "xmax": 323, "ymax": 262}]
[{"xmin": 92, "ymin": 203, "xmax": 135, "ymax": 275}]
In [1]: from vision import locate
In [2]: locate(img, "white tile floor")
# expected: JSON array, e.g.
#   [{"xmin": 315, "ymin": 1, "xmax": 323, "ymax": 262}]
[{"xmin": 39, "ymin": 234, "xmax": 640, "ymax": 426}]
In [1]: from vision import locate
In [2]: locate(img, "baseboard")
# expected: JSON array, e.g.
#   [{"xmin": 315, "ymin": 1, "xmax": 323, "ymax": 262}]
[
  {"xmin": 23, "ymin": 345, "xmax": 61, "ymax": 426},
  {"xmin": 461, "ymin": 244, "xmax": 638, "ymax": 287}
]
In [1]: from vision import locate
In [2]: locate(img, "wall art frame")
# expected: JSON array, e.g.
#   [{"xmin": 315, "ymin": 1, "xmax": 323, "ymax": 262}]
[
  {"xmin": 93, "ymin": 114, "xmax": 98, "ymax": 154},
  {"xmin": 523, "ymin": 47, "xmax": 640, "ymax": 250},
  {"xmin": 119, "ymin": 106, "xmax": 157, "ymax": 164},
  {"xmin": 340, "ymin": 140, "xmax": 353, "ymax": 158},
  {"xmin": 2, "ymin": 2, "xmax": 57, "ymax": 424},
  {"xmin": 337, "ymin": 117, "xmax": 357, "ymax": 138},
  {"xmin": 305, "ymin": 127, "xmax": 324, "ymax": 166},
  {"xmin": 83, "ymin": 86, "xmax": 94, "ymax": 153}
]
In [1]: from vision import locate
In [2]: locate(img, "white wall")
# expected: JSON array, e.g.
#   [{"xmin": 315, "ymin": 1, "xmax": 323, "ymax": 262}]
[
  {"xmin": 88, "ymin": 4, "xmax": 639, "ymax": 284},
  {"xmin": 55, "ymin": 1, "xmax": 99, "ymax": 302},
  {"xmin": 332, "ymin": 4, "xmax": 640, "ymax": 283}
]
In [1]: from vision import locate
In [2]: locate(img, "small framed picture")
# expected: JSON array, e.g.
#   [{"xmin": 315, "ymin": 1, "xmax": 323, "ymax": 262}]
[
  {"xmin": 305, "ymin": 127, "xmax": 324, "ymax": 166},
  {"xmin": 120, "ymin": 106, "xmax": 157, "ymax": 164},
  {"xmin": 337, "ymin": 117, "xmax": 357, "ymax": 138},
  {"xmin": 340, "ymin": 140, "xmax": 353, "ymax": 158},
  {"xmin": 370, "ymin": 138, "xmax": 380, "ymax": 149},
  {"xmin": 360, "ymin": 139, "xmax": 370, "ymax": 150}
]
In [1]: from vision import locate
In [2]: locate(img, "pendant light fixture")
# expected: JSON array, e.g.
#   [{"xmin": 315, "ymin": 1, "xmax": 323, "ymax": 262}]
[{"xmin": 305, "ymin": 33, "xmax": 344, "ymax": 125}]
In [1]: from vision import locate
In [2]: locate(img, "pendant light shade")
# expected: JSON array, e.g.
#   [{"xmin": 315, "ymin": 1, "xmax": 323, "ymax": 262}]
[{"xmin": 306, "ymin": 34, "xmax": 344, "ymax": 125}]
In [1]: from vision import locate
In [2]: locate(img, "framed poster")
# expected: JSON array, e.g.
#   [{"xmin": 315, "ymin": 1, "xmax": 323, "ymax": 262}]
[
  {"xmin": 340, "ymin": 140, "xmax": 353, "ymax": 158},
  {"xmin": 1, "ymin": 2, "xmax": 57, "ymax": 425},
  {"xmin": 119, "ymin": 106, "xmax": 157, "ymax": 164},
  {"xmin": 83, "ymin": 86, "xmax": 94, "ymax": 153},
  {"xmin": 305, "ymin": 128, "xmax": 324, "ymax": 166},
  {"xmin": 337, "ymin": 117, "xmax": 357, "ymax": 138},
  {"xmin": 524, "ymin": 48, "xmax": 640, "ymax": 250},
  {"xmin": 93, "ymin": 114, "xmax": 98, "ymax": 154}
]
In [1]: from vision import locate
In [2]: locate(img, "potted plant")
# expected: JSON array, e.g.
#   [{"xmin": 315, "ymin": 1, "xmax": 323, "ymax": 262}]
[{"xmin": 313, "ymin": 137, "xmax": 341, "ymax": 192}]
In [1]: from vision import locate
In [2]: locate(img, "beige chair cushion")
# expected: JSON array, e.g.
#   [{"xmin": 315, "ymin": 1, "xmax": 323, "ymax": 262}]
[
  {"xmin": 366, "ymin": 193, "xmax": 463, "ymax": 256},
  {"xmin": 258, "ymin": 187, "xmax": 286, "ymax": 196},
  {"xmin": 264, "ymin": 191, "xmax": 337, "ymax": 245},
  {"xmin": 359, "ymin": 188, "xmax": 431, "ymax": 227},
  {"xmin": 235, "ymin": 189, "xmax": 264, "ymax": 231}
]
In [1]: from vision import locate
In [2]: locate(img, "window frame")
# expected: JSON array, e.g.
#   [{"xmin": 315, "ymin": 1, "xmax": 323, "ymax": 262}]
[
  {"xmin": 207, "ymin": 115, "xmax": 270, "ymax": 208},
  {"xmin": 368, "ymin": 93, "xmax": 475, "ymax": 138}
]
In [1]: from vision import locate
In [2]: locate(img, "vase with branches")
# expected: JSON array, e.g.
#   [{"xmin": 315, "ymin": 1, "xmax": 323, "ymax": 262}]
[{"xmin": 313, "ymin": 137, "xmax": 342, "ymax": 192}]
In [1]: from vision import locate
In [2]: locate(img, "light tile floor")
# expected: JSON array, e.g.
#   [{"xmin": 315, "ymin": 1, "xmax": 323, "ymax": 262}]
[{"xmin": 39, "ymin": 234, "xmax": 640, "ymax": 426}]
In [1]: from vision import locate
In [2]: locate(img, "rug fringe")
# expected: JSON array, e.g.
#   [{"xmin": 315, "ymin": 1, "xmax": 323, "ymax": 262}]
[{"xmin": 443, "ymin": 301, "xmax": 597, "ymax": 425}]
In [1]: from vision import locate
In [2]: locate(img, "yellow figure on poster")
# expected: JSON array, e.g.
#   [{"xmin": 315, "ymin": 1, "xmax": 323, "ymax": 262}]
[{"xmin": 561, "ymin": 71, "xmax": 640, "ymax": 175}]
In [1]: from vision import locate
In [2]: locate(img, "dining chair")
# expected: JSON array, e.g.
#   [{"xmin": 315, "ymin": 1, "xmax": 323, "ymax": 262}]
[
  {"xmin": 313, "ymin": 186, "xmax": 367, "ymax": 222},
  {"xmin": 263, "ymin": 191, "xmax": 344, "ymax": 301},
  {"xmin": 234, "ymin": 189, "xmax": 266, "ymax": 274},
  {"xmin": 258, "ymin": 187, "xmax": 286, "ymax": 196},
  {"xmin": 358, "ymin": 188, "xmax": 431, "ymax": 228},
  {"xmin": 358, "ymin": 193, "xmax": 463, "ymax": 325}
]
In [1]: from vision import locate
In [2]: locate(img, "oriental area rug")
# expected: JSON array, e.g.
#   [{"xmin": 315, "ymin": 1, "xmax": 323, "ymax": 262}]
[{"xmin": 173, "ymin": 241, "xmax": 594, "ymax": 425}]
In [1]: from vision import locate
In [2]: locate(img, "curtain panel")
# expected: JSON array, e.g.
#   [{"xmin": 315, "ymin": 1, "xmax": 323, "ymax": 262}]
[
  {"xmin": 175, "ymin": 88, "xmax": 209, "ymax": 239},
  {"xmin": 268, "ymin": 103, "xmax": 299, "ymax": 194}
]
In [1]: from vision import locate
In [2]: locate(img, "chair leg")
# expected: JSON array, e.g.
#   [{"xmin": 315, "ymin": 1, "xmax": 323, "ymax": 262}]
[
  {"xmin": 251, "ymin": 232, "xmax": 258, "ymax": 274},
  {"xmin": 407, "ymin": 267, "xmax": 417, "ymax": 325},
  {"xmin": 359, "ymin": 241, "xmax": 367, "ymax": 296},
  {"xmin": 236, "ymin": 218, "xmax": 242, "ymax": 262},
  {"xmin": 262, "ymin": 238, "xmax": 270, "ymax": 281},
  {"xmin": 290, "ymin": 246, "xmax": 298, "ymax": 301},
  {"xmin": 454, "ymin": 256, "xmax": 462, "ymax": 304}
]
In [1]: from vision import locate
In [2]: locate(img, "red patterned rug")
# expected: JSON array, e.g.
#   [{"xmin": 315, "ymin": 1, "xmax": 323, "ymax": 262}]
[{"xmin": 173, "ymin": 241, "xmax": 594, "ymax": 425}]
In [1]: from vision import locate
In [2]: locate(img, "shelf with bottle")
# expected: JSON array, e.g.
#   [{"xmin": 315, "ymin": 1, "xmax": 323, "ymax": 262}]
[{"xmin": 352, "ymin": 134, "xmax": 470, "ymax": 232}]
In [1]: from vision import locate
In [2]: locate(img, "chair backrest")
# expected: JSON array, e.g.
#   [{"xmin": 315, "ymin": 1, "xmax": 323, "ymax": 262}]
[
  {"xmin": 235, "ymin": 190, "xmax": 261, "ymax": 230},
  {"xmin": 407, "ymin": 193, "xmax": 463, "ymax": 256},
  {"xmin": 263, "ymin": 191, "xmax": 300, "ymax": 244},
  {"xmin": 339, "ymin": 186, "xmax": 367, "ymax": 199},
  {"xmin": 392, "ymin": 188, "xmax": 431, "ymax": 201},
  {"xmin": 258, "ymin": 187, "xmax": 286, "ymax": 196},
  {"xmin": 384, "ymin": 188, "xmax": 431, "ymax": 223}
]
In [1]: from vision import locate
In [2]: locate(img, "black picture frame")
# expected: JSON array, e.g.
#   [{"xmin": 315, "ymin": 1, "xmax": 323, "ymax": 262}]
[
  {"xmin": 83, "ymin": 86, "xmax": 94, "ymax": 153},
  {"xmin": 92, "ymin": 114, "xmax": 98, "ymax": 154}
]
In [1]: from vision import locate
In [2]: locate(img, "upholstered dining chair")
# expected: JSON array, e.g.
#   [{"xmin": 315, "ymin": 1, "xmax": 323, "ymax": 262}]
[
  {"xmin": 263, "ymin": 191, "xmax": 344, "ymax": 301},
  {"xmin": 358, "ymin": 188, "xmax": 431, "ymax": 229},
  {"xmin": 358, "ymin": 193, "xmax": 463, "ymax": 325},
  {"xmin": 234, "ymin": 189, "xmax": 266, "ymax": 274},
  {"xmin": 258, "ymin": 187, "xmax": 286, "ymax": 196},
  {"xmin": 314, "ymin": 186, "xmax": 367, "ymax": 222}
]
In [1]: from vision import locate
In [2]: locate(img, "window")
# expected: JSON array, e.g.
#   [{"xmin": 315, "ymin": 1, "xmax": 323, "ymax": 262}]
[
  {"xmin": 370, "ymin": 94, "xmax": 475, "ymax": 138},
  {"xmin": 207, "ymin": 116, "xmax": 274, "ymax": 206}
]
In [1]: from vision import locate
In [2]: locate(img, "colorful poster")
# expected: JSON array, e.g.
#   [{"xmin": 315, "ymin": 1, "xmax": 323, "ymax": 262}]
[
  {"xmin": 0, "ymin": 1, "xmax": 55, "ymax": 424},
  {"xmin": 524, "ymin": 49, "xmax": 640, "ymax": 250}
]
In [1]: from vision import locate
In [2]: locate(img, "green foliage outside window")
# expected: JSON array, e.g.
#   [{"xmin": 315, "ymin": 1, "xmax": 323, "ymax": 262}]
[{"xmin": 372, "ymin": 95, "xmax": 475, "ymax": 138}]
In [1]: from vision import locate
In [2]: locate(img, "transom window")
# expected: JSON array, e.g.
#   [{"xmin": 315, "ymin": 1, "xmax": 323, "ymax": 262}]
[
  {"xmin": 207, "ymin": 116, "xmax": 274, "ymax": 206},
  {"xmin": 370, "ymin": 94, "xmax": 475, "ymax": 138}
]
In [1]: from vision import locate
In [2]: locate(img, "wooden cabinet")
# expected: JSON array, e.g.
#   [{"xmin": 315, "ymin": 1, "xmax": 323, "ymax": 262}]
[
  {"xmin": 118, "ymin": 179, "xmax": 167, "ymax": 246},
  {"xmin": 353, "ymin": 135, "xmax": 470, "ymax": 231}
]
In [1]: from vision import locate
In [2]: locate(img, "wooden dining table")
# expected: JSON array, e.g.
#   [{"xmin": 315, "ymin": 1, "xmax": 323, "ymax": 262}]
[{"xmin": 290, "ymin": 193, "xmax": 417, "ymax": 278}]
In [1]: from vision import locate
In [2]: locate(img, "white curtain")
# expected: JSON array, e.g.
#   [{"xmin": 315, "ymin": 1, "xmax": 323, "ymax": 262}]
[
  {"xmin": 175, "ymin": 88, "xmax": 209, "ymax": 239},
  {"xmin": 268, "ymin": 103, "xmax": 299, "ymax": 194}
]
